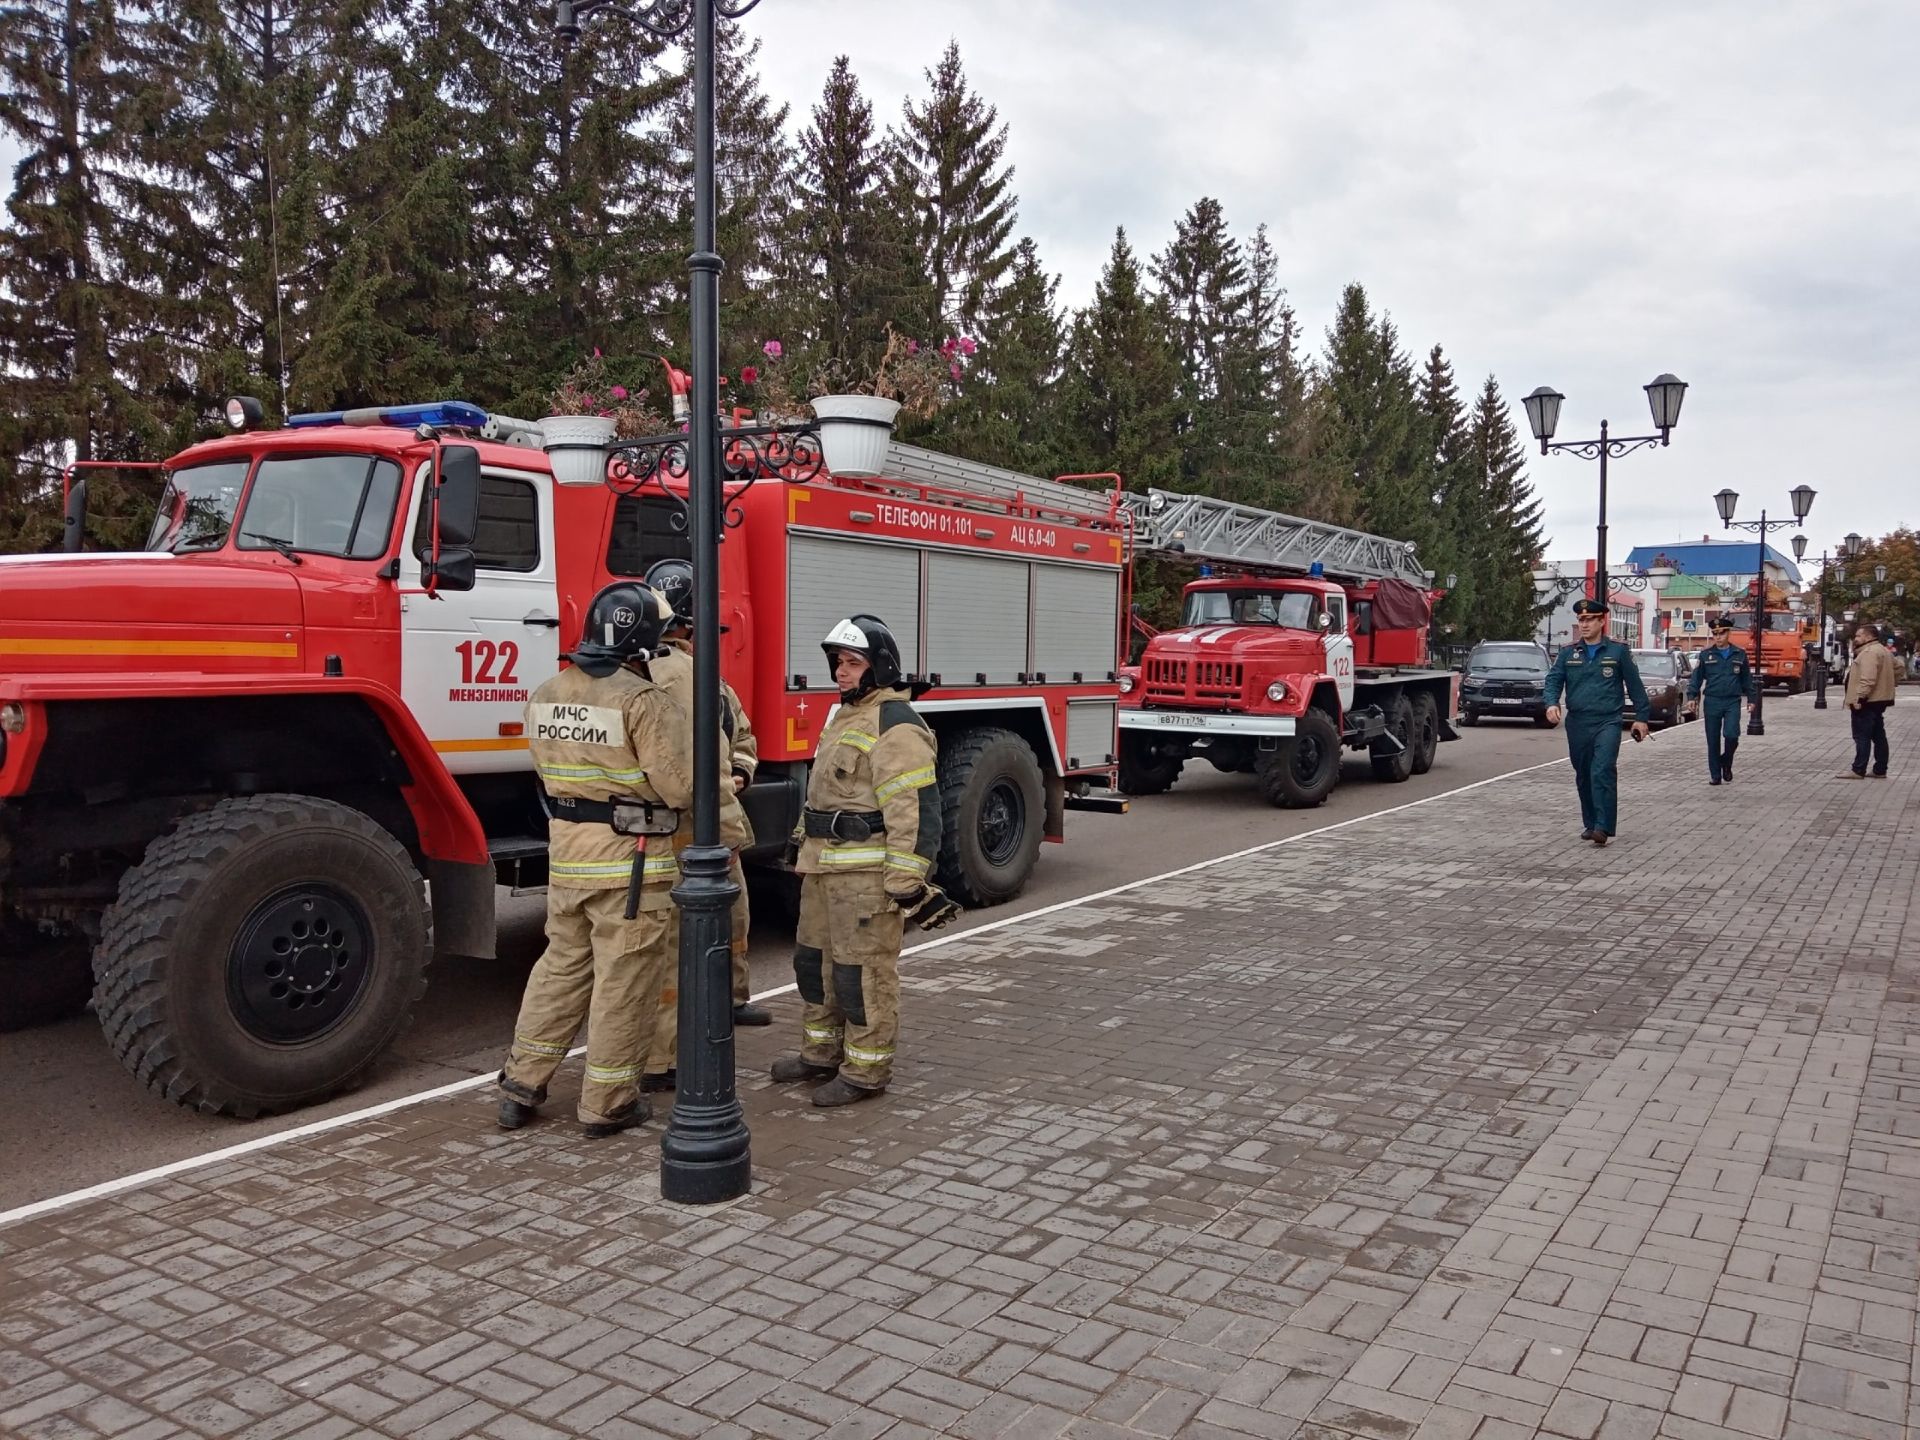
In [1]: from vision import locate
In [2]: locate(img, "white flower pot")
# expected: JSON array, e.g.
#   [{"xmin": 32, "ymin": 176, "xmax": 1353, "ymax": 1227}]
[
  {"xmin": 809, "ymin": 394, "xmax": 900, "ymax": 479},
  {"xmin": 541, "ymin": 414, "xmax": 616, "ymax": 487}
]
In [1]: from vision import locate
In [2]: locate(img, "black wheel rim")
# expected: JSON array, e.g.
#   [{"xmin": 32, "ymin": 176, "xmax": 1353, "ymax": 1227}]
[
  {"xmin": 1292, "ymin": 735, "xmax": 1327, "ymax": 783},
  {"xmin": 978, "ymin": 779, "xmax": 1025, "ymax": 867},
  {"xmin": 228, "ymin": 885, "xmax": 373, "ymax": 1044}
]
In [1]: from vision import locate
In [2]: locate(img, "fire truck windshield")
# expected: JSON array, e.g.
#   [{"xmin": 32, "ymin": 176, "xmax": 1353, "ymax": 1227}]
[
  {"xmin": 237, "ymin": 454, "xmax": 403, "ymax": 559},
  {"xmin": 146, "ymin": 460, "xmax": 248, "ymax": 552},
  {"xmin": 1183, "ymin": 589, "xmax": 1318, "ymax": 630}
]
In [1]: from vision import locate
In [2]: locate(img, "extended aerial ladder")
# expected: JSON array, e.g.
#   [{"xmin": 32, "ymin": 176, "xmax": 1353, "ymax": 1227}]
[{"xmin": 874, "ymin": 443, "xmax": 1429, "ymax": 587}]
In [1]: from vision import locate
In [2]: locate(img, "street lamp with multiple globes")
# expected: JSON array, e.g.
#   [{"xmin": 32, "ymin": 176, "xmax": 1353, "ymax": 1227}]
[
  {"xmin": 1520, "ymin": 375, "xmax": 1688, "ymax": 606},
  {"xmin": 550, "ymin": 0, "xmax": 806, "ymax": 1205},
  {"xmin": 1712, "ymin": 484, "xmax": 1816, "ymax": 737}
]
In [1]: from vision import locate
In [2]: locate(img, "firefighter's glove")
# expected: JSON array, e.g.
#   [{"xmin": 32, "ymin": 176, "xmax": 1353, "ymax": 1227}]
[
  {"xmin": 782, "ymin": 832, "xmax": 802, "ymax": 868},
  {"xmin": 893, "ymin": 883, "xmax": 960, "ymax": 932}
]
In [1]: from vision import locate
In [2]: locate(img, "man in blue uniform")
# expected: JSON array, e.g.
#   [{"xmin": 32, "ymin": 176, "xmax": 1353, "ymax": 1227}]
[
  {"xmin": 1544, "ymin": 599, "xmax": 1650, "ymax": 846},
  {"xmin": 1685, "ymin": 616, "xmax": 1758, "ymax": 785}
]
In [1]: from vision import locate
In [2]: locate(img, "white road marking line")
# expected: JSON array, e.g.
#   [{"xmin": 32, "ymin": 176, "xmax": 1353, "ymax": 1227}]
[{"xmin": 1, "ymin": 755, "xmax": 1564, "ymax": 1230}]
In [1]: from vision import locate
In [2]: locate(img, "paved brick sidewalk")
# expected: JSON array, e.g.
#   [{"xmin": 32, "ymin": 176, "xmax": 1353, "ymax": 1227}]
[{"xmin": 3, "ymin": 701, "xmax": 1915, "ymax": 1440}]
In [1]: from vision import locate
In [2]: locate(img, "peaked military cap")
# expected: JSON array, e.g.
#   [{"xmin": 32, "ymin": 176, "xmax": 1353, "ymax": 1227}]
[
  {"xmin": 1570, "ymin": 598, "xmax": 1608, "ymax": 616},
  {"xmin": 1710, "ymin": 616, "xmax": 1734, "ymax": 631}
]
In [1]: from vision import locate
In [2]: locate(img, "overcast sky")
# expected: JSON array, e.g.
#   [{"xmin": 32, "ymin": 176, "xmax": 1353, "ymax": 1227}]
[
  {"xmin": 7, "ymin": 3, "xmax": 1913, "ymax": 570},
  {"xmin": 744, "ymin": 0, "xmax": 1919, "ymax": 571}
]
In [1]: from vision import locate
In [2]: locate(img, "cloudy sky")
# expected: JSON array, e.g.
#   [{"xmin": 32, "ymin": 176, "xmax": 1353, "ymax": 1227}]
[{"xmin": 744, "ymin": 0, "xmax": 1919, "ymax": 571}]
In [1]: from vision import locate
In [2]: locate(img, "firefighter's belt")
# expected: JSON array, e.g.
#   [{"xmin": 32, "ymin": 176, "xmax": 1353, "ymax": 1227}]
[
  {"xmin": 544, "ymin": 793, "xmax": 681, "ymax": 837},
  {"xmin": 801, "ymin": 808, "xmax": 887, "ymax": 842}
]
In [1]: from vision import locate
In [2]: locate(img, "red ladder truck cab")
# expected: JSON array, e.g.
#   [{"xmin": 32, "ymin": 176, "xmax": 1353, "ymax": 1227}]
[
  {"xmin": 0, "ymin": 400, "xmax": 1126, "ymax": 1116},
  {"xmin": 1112, "ymin": 492, "xmax": 1460, "ymax": 807}
]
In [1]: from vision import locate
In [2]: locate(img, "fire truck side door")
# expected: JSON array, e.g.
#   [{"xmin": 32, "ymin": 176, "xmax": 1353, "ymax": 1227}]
[
  {"xmin": 1323, "ymin": 593, "xmax": 1356, "ymax": 711},
  {"xmin": 399, "ymin": 464, "xmax": 560, "ymax": 775}
]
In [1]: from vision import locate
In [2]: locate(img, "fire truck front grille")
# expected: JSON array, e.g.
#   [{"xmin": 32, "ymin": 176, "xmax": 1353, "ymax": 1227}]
[{"xmin": 1143, "ymin": 657, "xmax": 1243, "ymax": 705}]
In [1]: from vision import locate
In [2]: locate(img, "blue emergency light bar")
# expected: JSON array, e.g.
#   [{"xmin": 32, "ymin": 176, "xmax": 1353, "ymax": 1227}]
[{"xmin": 285, "ymin": 401, "xmax": 492, "ymax": 431}]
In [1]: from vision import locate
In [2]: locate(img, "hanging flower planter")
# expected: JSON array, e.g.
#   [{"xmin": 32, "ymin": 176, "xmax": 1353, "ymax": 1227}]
[
  {"xmin": 541, "ymin": 414, "xmax": 617, "ymax": 487},
  {"xmin": 809, "ymin": 394, "xmax": 900, "ymax": 479}
]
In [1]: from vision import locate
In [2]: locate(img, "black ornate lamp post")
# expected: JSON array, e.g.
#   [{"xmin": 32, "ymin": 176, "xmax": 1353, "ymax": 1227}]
[
  {"xmin": 1794, "ymin": 533, "xmax": 1844, "ymax": 710},
  {"xmin": 553, "ymin": 0, "xmax": 809, "ymax": 1205},
  {"xmin": 1521, "ymin": 375, "xmax": 1688, "ymax": 604},
  {"xmin": 1713, "ymin": 484, "xmax": 1816, "ymax": 737}
]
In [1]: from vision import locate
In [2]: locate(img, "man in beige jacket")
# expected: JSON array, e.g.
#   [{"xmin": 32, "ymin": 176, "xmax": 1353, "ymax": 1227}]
[{"xmin": 1842, "ymin": 623, "xmax": 1896, "ymax": 778}]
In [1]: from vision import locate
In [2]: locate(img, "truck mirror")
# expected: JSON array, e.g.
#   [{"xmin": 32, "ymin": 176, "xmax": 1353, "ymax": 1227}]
[
  {"xmin": 62, "ymin": 476, "xmax": 89, "ymax": 552},
  {"xmin": 433, "ymin": 445, "xmax": 483, "ymax": 550},
  {"xmin": 425, "ymin": 545, "xmax": 477, "ymax": 593}
]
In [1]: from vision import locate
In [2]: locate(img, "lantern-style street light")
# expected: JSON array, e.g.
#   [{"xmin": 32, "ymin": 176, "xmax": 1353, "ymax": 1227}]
[
  {"xmin": 1520, "ymin": 375, "xmax": 1687, "ymax": 605},
  {"xmin": 1714, "ymin": 485, "xmax": 1816, "ymax": 736}
]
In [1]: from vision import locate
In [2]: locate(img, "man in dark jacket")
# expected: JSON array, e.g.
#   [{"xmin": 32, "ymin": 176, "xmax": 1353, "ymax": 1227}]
[{"xmin": 1544, "ymin": 599, "xmax": 1650, "ymax": 847}]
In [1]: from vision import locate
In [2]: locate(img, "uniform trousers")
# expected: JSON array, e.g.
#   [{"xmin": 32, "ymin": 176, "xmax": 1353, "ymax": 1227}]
[
  {"xmin": 501, "ymin": 887, "xmax": 671, "ymax": 1124},
  {"xmin": 1703, "ymin": 699, "xmax": 1742, "ymax": 780},
  {"xmin": 793, "ymin": 871, "xmax": 902, "ymax": 1091},
  {"xmin": 1564, "ymin": 712, "xmax": 1624, "ymax": 835}
]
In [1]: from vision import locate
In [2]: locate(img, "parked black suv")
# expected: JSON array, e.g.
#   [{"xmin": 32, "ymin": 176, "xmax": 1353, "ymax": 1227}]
[{"xmin": 1459, "ymin": 642, "xmax": 1553, "ymax": 726}]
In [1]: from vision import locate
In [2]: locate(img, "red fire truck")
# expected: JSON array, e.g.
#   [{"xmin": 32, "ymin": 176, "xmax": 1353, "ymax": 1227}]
[
  {"xmin": 0, "ymin": 402, "xmax": 1127, "ymax": 1114},
  {"xmin": 1112, "ymin": 490, "xmax": 1460, "ymax": 805}
]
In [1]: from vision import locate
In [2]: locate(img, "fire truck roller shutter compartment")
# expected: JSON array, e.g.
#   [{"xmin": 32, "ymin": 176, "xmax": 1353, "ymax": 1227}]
[
  {"xmin": 926, "ymin": 551, "xmax": 1029, "ymax": 686},
  {"xmin": 1033, "ymin": 563, "xmax": 1122, "ymax": 682},
  {"xmin": 786, "ymin": 533, "xmax": 922, "ymax": 688},
  {"xmin": 1067, "ymin": 699, "xmax": 1118, "ymax": 769}
]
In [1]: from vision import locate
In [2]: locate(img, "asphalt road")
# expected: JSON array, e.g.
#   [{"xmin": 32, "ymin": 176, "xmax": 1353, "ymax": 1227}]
[{"xmin": 2, "ymin": 720, "xmax": 1573, "ymax": 1211}]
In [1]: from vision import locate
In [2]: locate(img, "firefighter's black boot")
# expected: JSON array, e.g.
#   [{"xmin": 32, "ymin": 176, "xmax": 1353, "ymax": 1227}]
[
  {"xmin": 582, "ymin": 1099, "xmax": 652, "ymax": 1139},
  {"xmin": 770, "ymin": 1055, "xmax": 837, "ymax": 1084},
  {"xmin": 733, "ymin": 1002, "xmax": 774, "ymax": 1026},
  {"xmin": 498, "ymin": 1097, "xmax": 537, "ymax": 1131}
]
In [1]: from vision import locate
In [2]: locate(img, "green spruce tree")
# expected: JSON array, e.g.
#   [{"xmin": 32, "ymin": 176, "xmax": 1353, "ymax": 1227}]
[
  {"xmin": 916, "ymin": 236, "xmax": 1063, "ymax": 473},
  {"xmin": 886, "ymin": 40, "xmax": 1018, "ymax": 336},
  {"xmin": 1, "ymin": 0, "xmax": 190, "ymax": 549},
  {"xmin": 1151, "ymin": 197, "xmax": 1251, "ymax": 498},
  {"xmin": 1467, "ymin": 373, "xmax": 1550, "ymax": 641},
  {"xmin": 1415, "ymin": 345, "xmax": 1478, "ymax": 643},
  {"xmin": 792, "ymin": 55, "xmax": 930, "ymax": 383}
]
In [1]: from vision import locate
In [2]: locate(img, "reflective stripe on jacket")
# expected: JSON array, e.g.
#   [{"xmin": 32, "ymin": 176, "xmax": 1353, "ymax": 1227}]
[{"xmin": 527, "ymin": 662, "xmax": 693, "ymax": 894}]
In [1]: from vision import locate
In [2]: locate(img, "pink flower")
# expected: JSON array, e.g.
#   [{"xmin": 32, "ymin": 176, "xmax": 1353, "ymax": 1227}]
[
  {"xmin": 609, "ymin": 385, "xmax": 628, "ymax": 400},
  {"xmin": 941, "ymin": 337, "xmax": 958, "ymax": 357},
  {"xmin": 950, "ymin": 362, "xmax": 963, "ymax": 381},
  {"xmin": 592, "ymin": 347, "xmax": 602, "ymax": 358},
  {"xmin": 958, "ymin": 336, "xmax": 977, "ymax": 357},
  {"xmin": 763, "ymin": 339, "xmax": 783, "ymax": 359},
  {"xmin": 907, "ymin": 339, "xmax": 919, "ymax": 355},
  {"xmin": 582, "ymin": 393, "xmax": 598, "ymax": 407},
  {"xmin": 741, "ymin": 365, "xmax": 759, "ymax": 385}
]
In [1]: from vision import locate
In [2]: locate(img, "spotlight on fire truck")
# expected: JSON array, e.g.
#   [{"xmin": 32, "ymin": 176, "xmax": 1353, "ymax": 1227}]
[{"xmin": 225, "ymin": 396, "xmax": 265, "ymax": 431}]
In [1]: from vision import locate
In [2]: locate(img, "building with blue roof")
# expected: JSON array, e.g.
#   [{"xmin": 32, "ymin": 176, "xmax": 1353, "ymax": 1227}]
[{"xmin": 1624, "ymin": 539, "xmax": 1802, "ymax": 589}]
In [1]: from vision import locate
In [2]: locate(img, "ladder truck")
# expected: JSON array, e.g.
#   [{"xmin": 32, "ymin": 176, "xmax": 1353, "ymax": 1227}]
[{"xmin": 1111, "ymin": 490, "xmax": 1461, "ymax": 807}]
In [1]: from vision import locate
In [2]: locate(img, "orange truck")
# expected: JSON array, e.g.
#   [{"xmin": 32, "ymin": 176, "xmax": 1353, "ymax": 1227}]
[{"xmin": 1716, "ymin": 580, "xmax": 1812, "ymax": 693}]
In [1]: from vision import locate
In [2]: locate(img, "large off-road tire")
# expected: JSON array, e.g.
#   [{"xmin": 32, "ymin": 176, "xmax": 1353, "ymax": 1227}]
[
  {"xmin": 1409, "ymin": 693, "xmax": 1441, "ymax": 776},
  {"xmin": 1369, "ymin": 695, "xmax": 1416, "ymax": 783},
  {"xmin": 1118, "ymin": 730, "xmax": 1185, "ymax": 795},
  {"xmin": 1256, "ymin": 709, "xmax": 1342, "ymax": 809},
  {"xmin": 935, "ymin": 727, "xmax": 1044, "ymax": 908},
  {"xmin": 92, "ymin": 795, "xmax": 430, "ymax": 1117},
  {"xmin": 0, "ymin": 918, "xmax": 93, "ymax": 1032}
]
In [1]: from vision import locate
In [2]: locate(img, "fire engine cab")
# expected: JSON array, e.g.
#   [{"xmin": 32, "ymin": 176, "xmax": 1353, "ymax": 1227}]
[{"xmin": 0, "ymin": 402, "xmax": 1127, "ymax": 1116}]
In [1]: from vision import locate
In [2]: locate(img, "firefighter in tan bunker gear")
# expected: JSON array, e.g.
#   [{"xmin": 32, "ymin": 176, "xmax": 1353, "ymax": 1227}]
[
  {"xmin": 771, "ymin": 615, "xmax": 959, "ymax": 1108},
  {"xmin": 497, "ymin": 582, "xmax": 691, "ymax": 1138},
  {"xmin": 639, "ymin": 558, "xmax": 770, "ymax": 1095}
]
